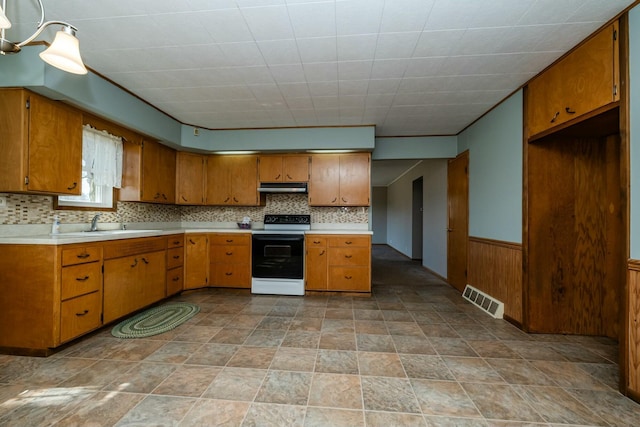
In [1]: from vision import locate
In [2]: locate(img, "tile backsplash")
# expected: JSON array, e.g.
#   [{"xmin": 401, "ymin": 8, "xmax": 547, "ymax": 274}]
[{"xmin": 0, "ymin": 193, "xmax": 368, "ymax": 226}]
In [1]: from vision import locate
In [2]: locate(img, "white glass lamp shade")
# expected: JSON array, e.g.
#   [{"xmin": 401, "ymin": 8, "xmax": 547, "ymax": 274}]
[
  {"xmin": 0, "ymin": 6, "xmax": 11, "ymax": 29},
  {"xmin": 39, "ymin": 28, "xmax": 87, "ymax": 75}
]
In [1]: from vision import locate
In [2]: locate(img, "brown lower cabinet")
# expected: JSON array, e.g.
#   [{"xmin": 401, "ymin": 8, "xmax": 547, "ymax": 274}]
[{"xmin": 210, "ymin": 233, "xmax": 251, "ymax": 288}]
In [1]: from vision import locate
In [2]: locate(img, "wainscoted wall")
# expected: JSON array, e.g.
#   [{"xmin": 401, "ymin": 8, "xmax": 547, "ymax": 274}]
[
  {"xmin": 0, "ymin": 193, "xmax": 368, "ymax": 227},
  {"xmin": 468, "ymin": 236, "xmax": 523, "ymax": 324},
  {"xmin": 629, "ymin": 260, "xmax": 640, "ymax": 394}
]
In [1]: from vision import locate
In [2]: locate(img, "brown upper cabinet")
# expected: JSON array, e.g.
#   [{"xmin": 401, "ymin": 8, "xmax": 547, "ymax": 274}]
[
  {"xmin": 527, "ymin": 21, "xmax": 619, "ymax": 138},
  {"xmin": 176, "ymin": 152, "xmax": 207, "ymax": 205},
  {"xmin": 206, "ymin": 155, "xmax": 262, "ymax": 206},
  {"xmin": 120, "ymin": 139, "xmax": 176, "ymax": 204},
  {"xmin": 258, "ymin": 155, "xmax": 309, "ymax": 182},
  {"xmin": 0, "ymin": 88, "xmax": 82, "ymax": 195},
  {"xmin": 309, "ymin": 153, "xmax": 371, "ymax": 206}
]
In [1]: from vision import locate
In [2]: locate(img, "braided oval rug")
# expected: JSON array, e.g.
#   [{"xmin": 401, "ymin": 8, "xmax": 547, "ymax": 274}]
[{"xmin": 111, "ymin": 302, "xmax": 200, "ymax": 338}]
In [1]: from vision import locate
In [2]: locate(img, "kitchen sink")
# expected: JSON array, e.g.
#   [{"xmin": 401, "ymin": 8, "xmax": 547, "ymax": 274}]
[{"xmin": 54, "ymin": 229, "xmax": 160, "ymax": 237}]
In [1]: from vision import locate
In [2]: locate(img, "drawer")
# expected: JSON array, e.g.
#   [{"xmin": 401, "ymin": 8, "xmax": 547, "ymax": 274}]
[
  {"xmin": 60, "ymin": 291, "xmax": 102, "ymax": 343},
  {"xmin": 103, "ymin": 237, "xmax": 166, "ymax": 260},
  {"xmin": 328, "ymin": 266, "xmax": 370, "ymax": 292},
  {"xmin": 167, "ymin": 235, "xmax": 185, "ymax": 249},
  {"xmin": 328, "ymin": 236, "xmax": 370, "ymax": 248},
  {"xmin": 167, "ymin": 247, "xmax": 184, "ymax": 269},
  {"xmin": 166, "ymin": 267, "xmax": 183, "ymax": 296},
  {"xmin": 211, "ymin": 244, "xmax": 250, "ymax": 263},
  {"xmin": 61, "ymin": 262, "xmax": 102, "ymax": 300},
  {"xmin": 210, "ymin": 263, "xmax": 250, "ymax": 288},
  {"xmin": 306, "ymin": 236, "xmax": 327, "ymax": 247},
  {"xmin": 209, "ymin": 233, "xmax": 251, "ymax": 246},
  {"xmin": 62, "ymin": 246, "xmax": 102, "ymax": 266},
  {"xmin": 328, "ymin": 247, "xmax": 369, "ymax": 266}
]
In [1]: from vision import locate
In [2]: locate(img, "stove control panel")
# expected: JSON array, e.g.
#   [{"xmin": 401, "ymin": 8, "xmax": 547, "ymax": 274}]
[{"xmin": 264, "ymin": 214, "xmax": 311, "ymax": 225}]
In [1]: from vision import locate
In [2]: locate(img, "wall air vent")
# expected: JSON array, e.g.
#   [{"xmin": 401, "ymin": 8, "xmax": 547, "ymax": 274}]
[{"xmin": 462, "ymin": 285, "xmax": 504, "ymax": 319}]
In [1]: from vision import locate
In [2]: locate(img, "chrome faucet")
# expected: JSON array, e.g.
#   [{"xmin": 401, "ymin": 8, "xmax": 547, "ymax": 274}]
[{"xmin": 90, "ymin": 214, "xmax": 102, "ymax": 232}]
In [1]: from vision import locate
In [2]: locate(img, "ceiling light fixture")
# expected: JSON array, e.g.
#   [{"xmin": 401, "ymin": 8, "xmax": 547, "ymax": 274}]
[{"xmin": 0, "ymin": 0, "xmax": 87, "ymax": 75}]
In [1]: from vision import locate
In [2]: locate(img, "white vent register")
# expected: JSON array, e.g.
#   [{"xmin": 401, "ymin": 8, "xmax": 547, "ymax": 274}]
[{"xmin": 462, "ymin": 285, "xmax": 504, "ymax": 319}]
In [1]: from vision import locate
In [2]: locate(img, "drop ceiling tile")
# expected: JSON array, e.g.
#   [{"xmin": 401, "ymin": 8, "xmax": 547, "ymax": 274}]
[
  {"xmin": 374, "ymin": 32, "xmax": 421, "ymax": 60},
  {"xmin": 258, "ymin": 39, "xmax": 301, "ymax": 65},
  {"xmin": 496, "ymin": 24, "xmax": 559, "ymax": 53},
  {"xmin": 183, "ymin": 0, "xmax": 238, "ymax": 11},
  {"xmin": 337, "ymin": 34, "xmax": 378, "ymax": 61},
  {"xmin": 312, "ymin": 96, "xmax": 339, "ymax": 109},
  {"xmin": 397, "ymin": 76, "xmax": 449, "ymax": 93},
  {"xmin": 424, "ymin": 0, "xmax": 483, "ymax": 30},
  {"xmin": 339, "ymin": 95, "xmax": 367, "ymax": 108},
  {"xmin": 269, "ymin": 64, "xmax": 307, "ymax": 84},
  {"xmin": 535, "ymin": 22, "xmax": 605, "ymax": 52},
  {"xmin": 297, "ymin": 37, "xmax": 338, "ymax": 63},
  {"xmin": 249, "ymin": 84, "xmax": 286, "ymax": 102},
  {"xmin": 466, "ymin": 0, "xmax": 534, "ymax": 28},
  {"xmin": 303, "ymin": 63, "xmax": 339, "ymax": 82},
  {"xmin": 219, "ymin": 42, "xmax": 266, "ymax": 66},
  {"xmin": 237, "ymin": 0, "xmax": 286, "ymax": 7},
  {"xmin": 335, "ymin": 0, "xmax": 385, "ymax": 36},
  {"xmin": 287, "ymin": 2, "xmax": 336, "ymax": 38},
  {"xmin": 365, "ymin": 94, "xmax": 395, "ymax": 108},
  {"xmin": 277, "ymin": 82, "xmax": 311, "ymax": 98},
  {"xmin": 413, "ymin": 29, "xmax": 466, "ymax": 58},
  {"xmin": 151, "ymin": 13, "xmax": 215, "ymax": 45},
  {"xmin": 392, "ymin": 92, "xmax": 427, "ymax": 106},
  {"xmin": 404, "ymin": 57, "xmax": 447, "ymax": 78},
  {"xmin": 338, "ymin": 61, "xmax": 373, "ymax": 81},
  {"xmin": 196, "ymin": 9, "xmax": 255, "ymax": 43},
  {"xmin": 451, "ymin": 27, "xmax": 510, "ymax": 56},
  {"xmin": 366, "ymin": 79, "xmax": 402, "ymax": 94},
  {"xmin": 379, "ymin": 0, "xmax": 435, "ymax": 33},
  {"xmin": 569, "ymin": 0, "xmax": 635, "ymax": 22},
  {"xmin": 285, "ymin": 97, "xmax": 314, "ymax": 109},
  {"xmin": 371, "ymin": 59, "xmax": 410, "ymax": 79},
  {"xmin": 309, "ymin": 81, "xmax": 339, "ymax": 96},
  {"xmin": 236, "ymin": 66, "xmax": 277, "ymax": 84},
  {"xmin": 517, "ymin": 0, "xmax": 585, "ymax": 25},
  {"xmin": 241, "ymin": 5, "xmax": 295, "ymax": 40},
  {"xmin": 339, "ymin": 81, "xmax": 369, "ymax": 96}
]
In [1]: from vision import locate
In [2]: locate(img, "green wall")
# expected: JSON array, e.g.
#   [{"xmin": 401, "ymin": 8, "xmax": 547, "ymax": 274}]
[{"xmin": 631, "ymin": 5, "xmax": 640, "ymax": 259}]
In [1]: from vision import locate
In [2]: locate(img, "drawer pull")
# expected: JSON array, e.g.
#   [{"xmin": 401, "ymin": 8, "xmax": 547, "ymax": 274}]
[
  {"xmin": 565, "ymin": 107, "xmax": 576, "ymax": 114},
  {"xmin": 76, "ymin": 253, "xmax": 91, "ymax": 259},
  {"xmin": 226, "ymin": 239, "xmax": 234, "ymax": 243},
  {"xmin": 172, "ymin": 276, "xmax": 180, "ymax": 282},
  {"xmin": 131, "ymin": 258, "xmax": 138, "ymax": 268},
  {"xmin": 345, "ymin": 241, "xmax": 353, "ymax": 245},
  {"xmin": 226, "ymin": 252, "xmax": 233, "ymax": 256},
  {"xmin": 313, "ymin": 240, "xmax": 321, "ymax": 244},
  {"xmin": 550, "ymin": 111, "xmax": 560, "ymax": 123},
  {"xmin": 67, "ymin": 182, "xmax": 78, "ymax": 190},
  {"xmin": 173, "ymin": 240, "xmax": 181, "ymax": 245},
  {"xmin": 345, "ymin": 255, "xmax": 352, "ymax": 259},
  {"xmin": 75, "ymin": 276, "xmax": 90, "ymax": 282},
  {"xmin": 141, "ymin": 257, "xmax": 149, "ymax": 264},
  {"xmin": 76, "ymin": 310, "xmax": 89, "ymax": 317},
  {"xmin": 344, "ymin": 275, "xmax": 352, "ymax": 280},
  {"xmin": 225, "ymin": 272, "xmax": 233, "ymax": 276},
  {"xmin": 173, "ymin": 255, "xmax": 181, "ymax": 259}
]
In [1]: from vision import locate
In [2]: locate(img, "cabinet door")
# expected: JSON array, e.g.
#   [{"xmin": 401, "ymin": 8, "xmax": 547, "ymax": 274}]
[
  {"xmin": 309, "ymin": 155, "xmax": 340, "ymax": 206},
  {"xmin": 206, "ymin": 155, "xmax": 231, "ymax": 205},
  {"xmin": 283, "ymin": 155, "xmax": 309, "ymax": 182},
  {"xmin": 28, "ymin": 93, "xmax": 82, "ymax": 194},
  {"xmin": 259, "ymin": 156, "xmax": 283, "ymax": 182},
  {"xmin": 142, "ymin": 140, "xmax": 176, "ymax": 203},
  {"xmin": 176, "ymin": 152, "xmax": 206, "ymax": 205},
  {"xmin": 185, "ymin": 234, "xmax": 209, "ymax": 289},
  {"xmin": 306, "ymin": 246, "xmax": 327, "ymax": 290},
  {"xmin": 230, "ymin": 155, "xmax": 259, "ymax": 205},
  {"xmin": 339, "ymin": 153, "xmax": 370, "ymax": 206}
]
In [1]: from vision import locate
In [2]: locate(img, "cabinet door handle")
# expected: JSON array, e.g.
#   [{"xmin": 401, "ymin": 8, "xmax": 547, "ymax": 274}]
[
  {"xmin": 226, "ymin": 252, "xmax": 233, "ymax": 256},
  {"xmin": 172, "ymin": 276, "xmax": 180, "ymax": 282},
  {"xmin": 75, "ymin": 276, "xmax": 90, "ymax": 282},
  {"xmin": 131, "ymin": 258, "xmax": 138, "ymax": 267},
  {"xmin": 67, "ymin": 182, "xmax": 78, "ymax": 190},
  {"xmin": 162, "ymin": 193, "xmax": 168, "ymax": 200},
  {"xmin": 331, "ymin": 197, "xmax": 337, "ymax": 203},
  {"xmin": 141, "ymin": 257, "xmax": 149, "ymax": 264},
  {"xmin": 75, "ymin": 310, "xmax": 89, "ymax": 316},
  {"xmin": 224, "ymin": 197, "xmax": 230, "ymax": 203},
  {"xmin": 173, "ymin": 240, "xmax": 181, "ymax": 245},
  {"xmin": 550, "ymin": 111, "xmax": 560, "ymax": 123},
  {"xmin": 225, "ymin": 272, "xmax": 233, "ymax": 276},
  {"xmin": 342, "ymin": 197, "xmax": 348, "ymax": 203},
  {"xmin": 275, "ymin": 174, "xmax": 281, "ymax": 180},
  {"xmin": 173, "ymin": 255, "xmax": 181, "ymax": 259},
  {"xmin": 233, "ymin": 197, "xmax": 239, "ymax": 203},
  {"xmin": 286, "ymin": 174, "xmax": 293, "ymax": 180},
  {"xmin": 154, "ymin": 193, "xmax": 161, "ymax": 199},
  {"xmin": 189, "ymin": 239, "xmax": 196, "ymax": 245},
  {"xmin": 76, "ymin": 253, "xmax": 90, "ymax": 259},
  {"xmin": 565, "ymin": 107, "xmax": 576, "ymax": 114},
  {"xmin": 181, "ymin": 196, "xmax": 188, "ymax": 202},
  {"xmin": 344, "ymin": 275, "xmax": 352, "ymax": 280},
  {"xmin": 319, "ymin": 250, "xmax": 325, "ymax": 256}
]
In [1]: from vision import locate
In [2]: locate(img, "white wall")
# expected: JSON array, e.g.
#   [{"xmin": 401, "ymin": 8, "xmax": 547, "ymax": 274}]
[
  {"xmin": 386, "ymin": 160, "xmax": 448, "ymax": 277},
  {"xmin": 630, "ymin": 5, "xmax": 640, "ymax": 259},
  {"xmin": 371, "ymin": 187, "xmax": 388, "ymax": 244}
]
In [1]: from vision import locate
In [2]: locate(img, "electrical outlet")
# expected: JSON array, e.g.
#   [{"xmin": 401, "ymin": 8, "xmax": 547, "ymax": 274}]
[{"xmin": 0, "ymin": 196, "xmax": 6, "ymax": 208}]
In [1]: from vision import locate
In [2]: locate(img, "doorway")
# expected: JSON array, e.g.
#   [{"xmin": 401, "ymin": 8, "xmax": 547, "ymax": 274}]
[
  {"xmin": 447, "ymin": 151, "xmax": 469, "ymax": 292},
  {"xmin": 412, "ymin": 177, "xmax": 423, "ymax": 260}
]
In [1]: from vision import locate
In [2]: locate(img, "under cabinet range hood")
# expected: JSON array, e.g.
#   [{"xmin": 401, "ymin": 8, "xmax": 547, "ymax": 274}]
[{"xmin": 258, "ymin": 182, "xmax": 308, "ymax": 193}]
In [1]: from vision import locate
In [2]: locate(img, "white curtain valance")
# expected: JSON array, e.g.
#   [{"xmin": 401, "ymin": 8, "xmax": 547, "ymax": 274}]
[{"xmin": 82, "ymin": 125, "xmax": 123, "ymax": 188}]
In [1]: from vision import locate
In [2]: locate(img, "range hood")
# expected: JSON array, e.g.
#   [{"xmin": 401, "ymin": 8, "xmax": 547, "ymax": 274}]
[{"xmin": 258, "ymin": 182, "xmax": 308, "ymax": 193}]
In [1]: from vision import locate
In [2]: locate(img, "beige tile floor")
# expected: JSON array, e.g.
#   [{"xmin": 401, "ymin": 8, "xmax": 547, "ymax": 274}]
[{"xmin": 1, "ymin": 246, "xmax": 640, "ymax": 426}]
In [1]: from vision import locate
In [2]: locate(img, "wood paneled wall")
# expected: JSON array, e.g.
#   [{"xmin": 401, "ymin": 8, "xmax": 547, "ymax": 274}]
[
  {"xmin": 468, "ymin": 237, "xmax": 522, "ymax": 324},
  {"xmin": 629, "ymin": 260, "xmax": 640, "ymax": 394}
]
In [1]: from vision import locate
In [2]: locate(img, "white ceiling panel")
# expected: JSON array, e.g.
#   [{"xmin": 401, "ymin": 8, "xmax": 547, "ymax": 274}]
[{"xmin": 5, "ymin": 0, "xmax": 633, "ymax": 137}]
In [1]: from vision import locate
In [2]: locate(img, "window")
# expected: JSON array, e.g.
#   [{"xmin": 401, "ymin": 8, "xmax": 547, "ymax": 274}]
[{"xmin": 56, "ymin": 125, "xmax": 123, "ymax": 210}]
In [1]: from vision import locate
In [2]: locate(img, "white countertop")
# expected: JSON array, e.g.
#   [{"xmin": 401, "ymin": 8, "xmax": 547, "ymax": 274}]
[{"xmin": 0, "ymin": 226, "xmax": 372, "ymax": 245}]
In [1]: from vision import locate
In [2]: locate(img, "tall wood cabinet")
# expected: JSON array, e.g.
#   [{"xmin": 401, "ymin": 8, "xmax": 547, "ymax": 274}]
[
  {"xmin": 0, "ymin": 88, "xmax": 82, "ymax": 195},
  {"xmin": 206, "ymin": 155, "xmax": 261, "ymax": 206},
  {"xmin": 120, "ymin": 139, "xmax": 176, "ymax": 204},
  {"xmin": 176, "ymin": 152, "xmax": 206, "ymax": 205},
  {"xmin": 309, "ymin": 153, "xmax": 370, "ymax": 206}
]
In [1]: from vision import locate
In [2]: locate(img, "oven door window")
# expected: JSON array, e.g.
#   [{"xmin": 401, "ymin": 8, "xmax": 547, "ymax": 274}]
[{"xmin": 252, "ymin": 234, "xmax": 304, "ymax": 279}]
